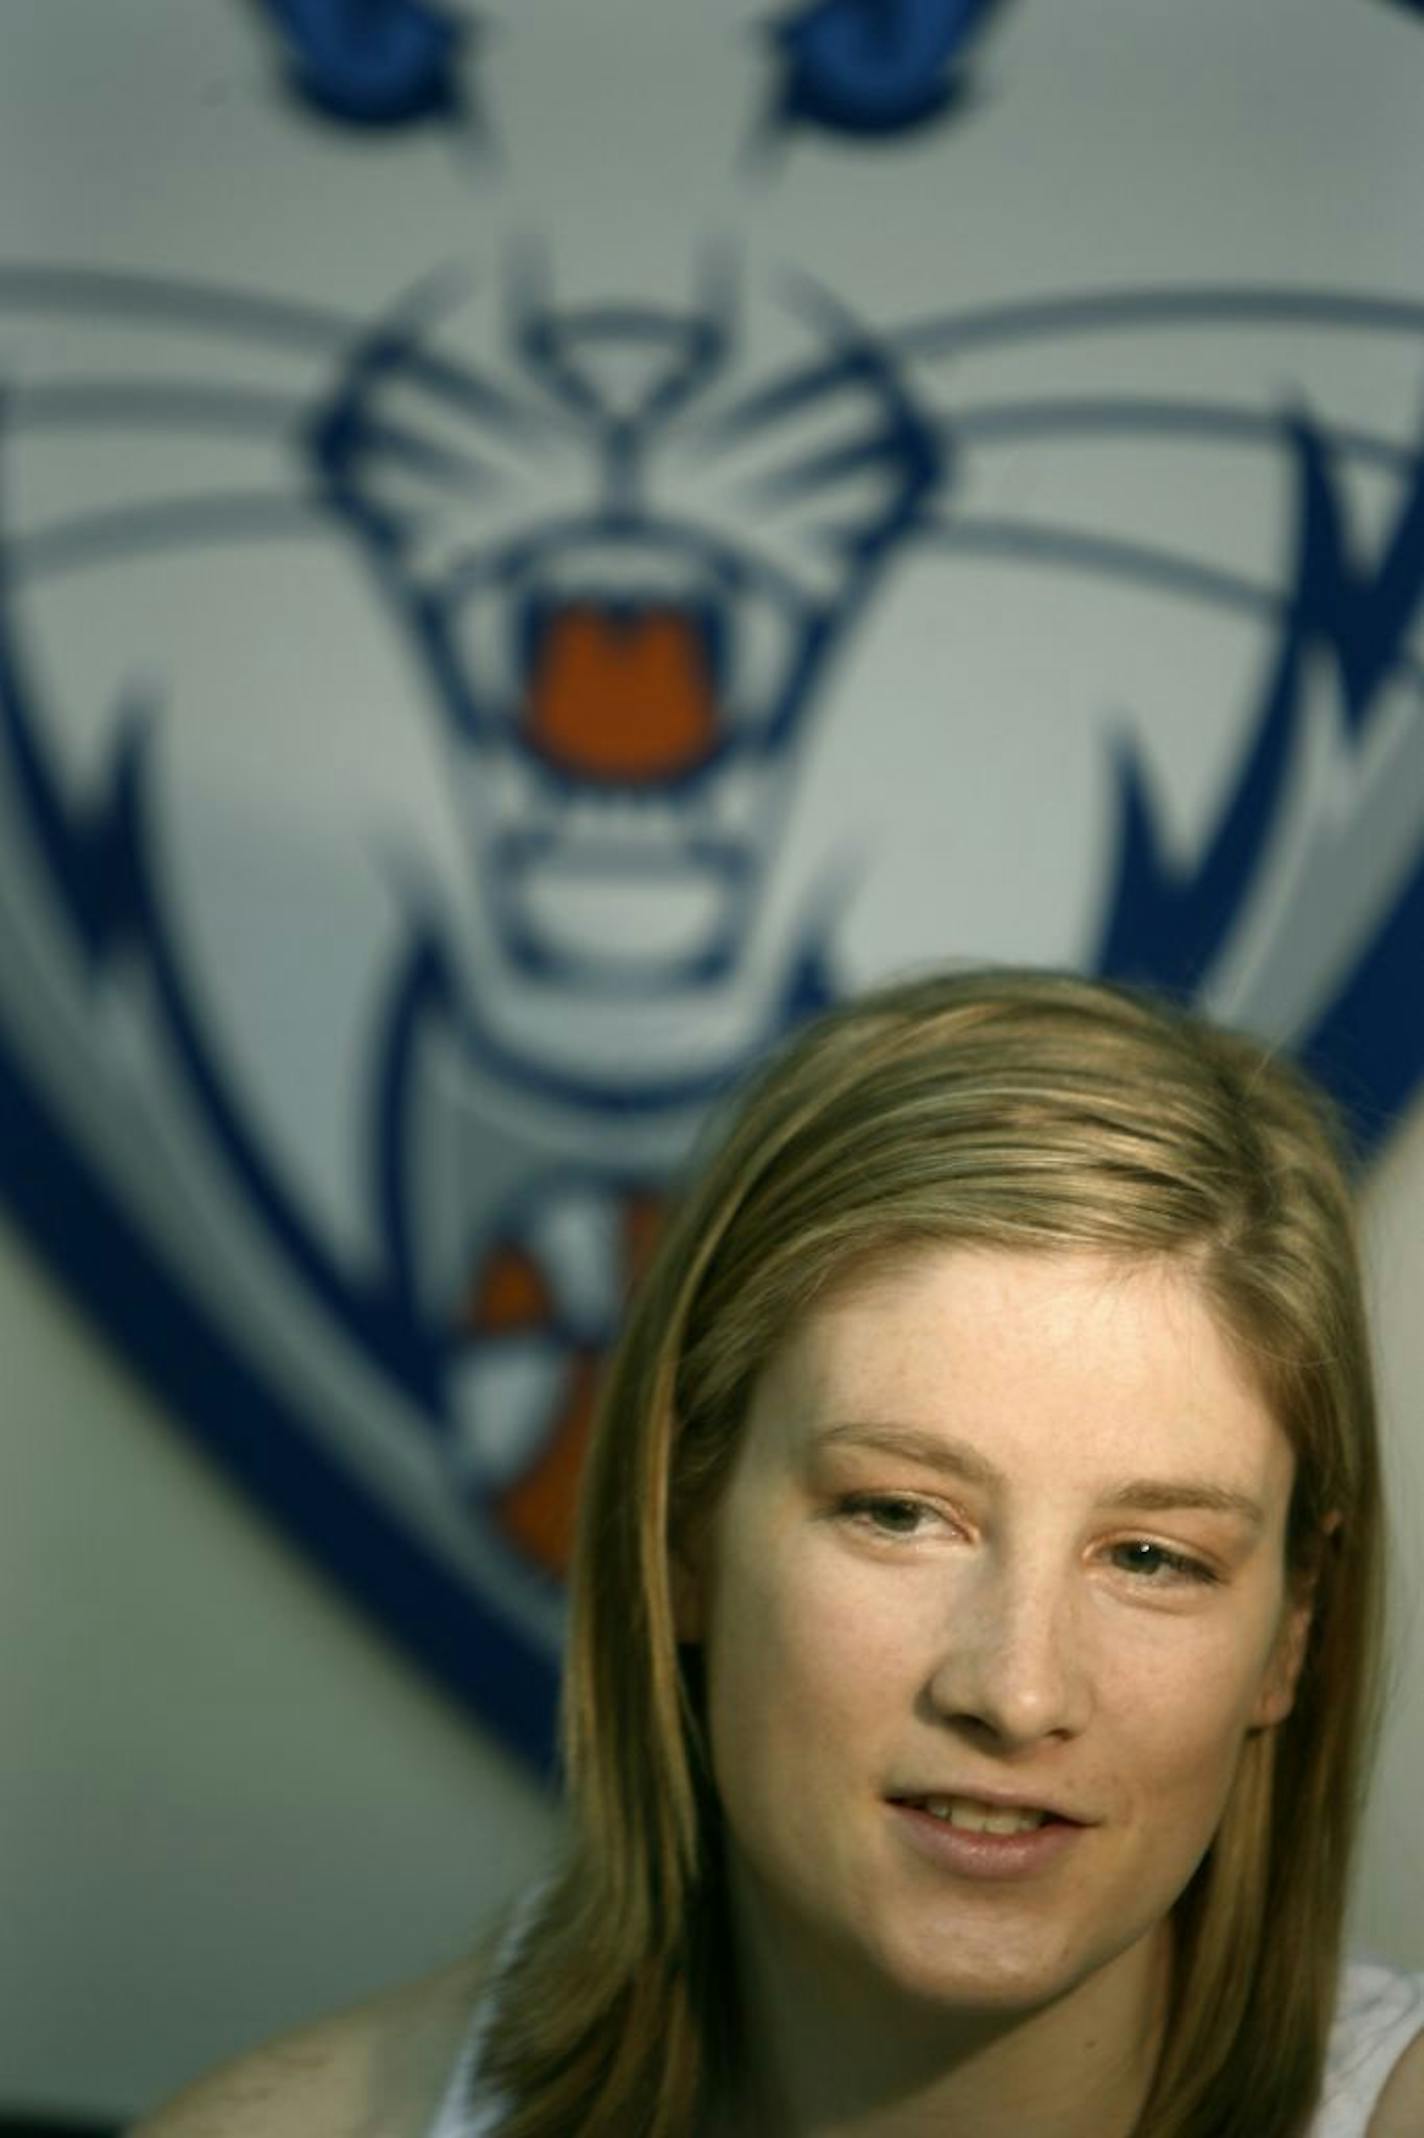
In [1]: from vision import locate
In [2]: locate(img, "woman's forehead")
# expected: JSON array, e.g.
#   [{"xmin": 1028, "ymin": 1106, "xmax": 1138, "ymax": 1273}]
[{"xmin": 738, "ymin": 1244, "xmax": 1296, "ymax": 1509}]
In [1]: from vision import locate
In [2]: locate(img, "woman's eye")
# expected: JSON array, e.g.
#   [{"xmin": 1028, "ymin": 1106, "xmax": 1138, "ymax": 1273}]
[
  {"xmin": 838, "ymin": 1493, "xmax": 938, "ymax": 1537},
  {"xmin": 1108, "ymin": 1540, "xmax": 1218, "ymax": 1587}
]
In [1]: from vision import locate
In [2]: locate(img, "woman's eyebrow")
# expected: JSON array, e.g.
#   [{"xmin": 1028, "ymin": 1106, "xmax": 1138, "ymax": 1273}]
[
  {"xmin": 1099, "ymin": 1480, "xmax": 1267, "ymax": 1530},
  {"xmin": 810, "ymin": 1422, "xmax": 1001, "ymax": 1487},
  {"xmin": 810, "ymin": 1423, "xmax": 1267, "ymax": 1529}
]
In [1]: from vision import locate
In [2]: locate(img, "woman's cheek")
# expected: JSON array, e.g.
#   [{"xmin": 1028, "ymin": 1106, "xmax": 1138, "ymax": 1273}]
[{"xmin": 1108, "ymin": 1612, "xmax": 1285, "ymax": 1793}]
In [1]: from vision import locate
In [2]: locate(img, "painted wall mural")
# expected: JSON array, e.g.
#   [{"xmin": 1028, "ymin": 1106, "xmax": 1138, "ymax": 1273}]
[{"xmin": 3, "ymin": 0, "xmax": 1423, "ymax": 1768}]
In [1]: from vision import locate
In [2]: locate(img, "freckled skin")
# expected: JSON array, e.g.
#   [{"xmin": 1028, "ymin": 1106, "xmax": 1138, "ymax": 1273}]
[{"xmin": 681, "ymin": 1248, "xmax": 1310, "ymax": 2125}]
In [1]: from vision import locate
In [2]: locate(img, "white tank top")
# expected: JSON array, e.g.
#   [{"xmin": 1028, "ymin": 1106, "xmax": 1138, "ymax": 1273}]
[{"xmin": 427, "ymin": 1956, "xmax": 1424, "ymax": 2137}]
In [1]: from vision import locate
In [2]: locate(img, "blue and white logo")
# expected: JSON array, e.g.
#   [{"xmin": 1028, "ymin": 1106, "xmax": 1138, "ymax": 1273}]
[{"xmin": 2, "ymin": 0, "xmax": 1421, "ymax": 1768}]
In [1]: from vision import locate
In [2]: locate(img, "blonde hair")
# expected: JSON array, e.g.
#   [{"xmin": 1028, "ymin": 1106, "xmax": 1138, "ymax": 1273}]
[{"xmin": 480, "ymin": 968, "xmax": 1386, "ymax": 2137}]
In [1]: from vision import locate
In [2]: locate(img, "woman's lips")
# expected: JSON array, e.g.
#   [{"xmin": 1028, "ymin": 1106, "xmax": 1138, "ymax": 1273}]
[{"xmin": 886, "ymin": 1796, "xmax": 1088, "ymax": 1880}]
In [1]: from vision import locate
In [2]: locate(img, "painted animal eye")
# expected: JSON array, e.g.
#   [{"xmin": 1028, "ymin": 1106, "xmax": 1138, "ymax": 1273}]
[
  {"xmin": 772, "ymin": 0, "xmax": 1003, "ymax": 141},
  {"xmin": 253, "ymin": 0, "xmax": 469, "ymax": 129}
]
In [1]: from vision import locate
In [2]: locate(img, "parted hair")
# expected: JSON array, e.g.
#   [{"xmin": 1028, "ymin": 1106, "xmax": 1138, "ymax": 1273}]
[{"xmin": 479, "ymin": 967, "xmax": 1386, "ymax": 2138}]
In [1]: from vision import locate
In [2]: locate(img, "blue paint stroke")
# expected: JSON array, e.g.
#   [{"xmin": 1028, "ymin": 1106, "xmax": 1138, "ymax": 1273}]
[
  {"xmin": 775, "ymin": 0, "xmax": 1003, "ymax": 136},
  {"xmin": 252, "ymin": 0, "xmax": 467, "ymax": 127},
  {"xmin": 1095, "ymin": 408, "xmax": 1424, "ymax": 1151}
]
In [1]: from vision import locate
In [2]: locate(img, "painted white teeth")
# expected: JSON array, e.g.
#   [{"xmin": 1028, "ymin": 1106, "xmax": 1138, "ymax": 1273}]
[{"xmin": 918, "ymin": 1796, "xmax": 1047, "ymax": 1834}]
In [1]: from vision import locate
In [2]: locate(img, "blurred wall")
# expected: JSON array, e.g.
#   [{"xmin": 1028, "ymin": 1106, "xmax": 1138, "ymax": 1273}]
[{"xmin": 0, "ymin": 1213, "xmax": 559, "ymax": 2123}]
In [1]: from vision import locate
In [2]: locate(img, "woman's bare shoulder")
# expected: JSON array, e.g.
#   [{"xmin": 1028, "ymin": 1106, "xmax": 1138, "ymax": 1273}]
[
  {"xmin": 1369, "ymin": 2021, "xmax": 1424, "ymax": 2137},
  {"xmin": 131, "ymin": 1952, "xmax": 486, "ymax": 2138}
]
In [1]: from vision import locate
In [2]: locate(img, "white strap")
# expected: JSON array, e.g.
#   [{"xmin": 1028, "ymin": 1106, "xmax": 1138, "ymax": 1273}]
[
  {"xmin": 426, "ymin": 1884, "xmax": 550, "ymax": 2138},
  {"xmin": 1313, "ymin": 1960, "xmax": 1424, "ymax": 2137}
]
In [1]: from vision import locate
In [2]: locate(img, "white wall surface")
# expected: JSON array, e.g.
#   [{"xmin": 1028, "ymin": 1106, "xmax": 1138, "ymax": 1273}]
[
  {"xmin": 0, "ymin": 1219, "xmax": 560, "ymax": 2124},
  {"xmin": 2, "ymin": 1090, "xmax": 1422, "ymax": 2122}
]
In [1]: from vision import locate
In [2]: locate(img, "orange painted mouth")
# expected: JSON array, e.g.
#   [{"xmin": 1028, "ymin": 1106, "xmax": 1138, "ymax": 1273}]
[{"xmin": 525, "ymin": 604, "xmax": 719, "ymax": 782}]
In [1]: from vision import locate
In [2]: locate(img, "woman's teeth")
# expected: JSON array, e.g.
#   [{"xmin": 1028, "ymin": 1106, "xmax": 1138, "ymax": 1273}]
[{"xmin": 914, "ymin": 1796, "xmax": 1048, "ymax": 1834}]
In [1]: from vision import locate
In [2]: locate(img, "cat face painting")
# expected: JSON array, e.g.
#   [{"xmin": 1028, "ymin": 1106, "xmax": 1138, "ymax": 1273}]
[{"xmin": 2, "ymin": 0, "xmax": 1421, "ymax": 1759}]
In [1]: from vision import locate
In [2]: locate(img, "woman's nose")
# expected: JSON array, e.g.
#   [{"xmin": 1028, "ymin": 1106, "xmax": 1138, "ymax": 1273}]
[{"xmin": 923, "ymin": 1556, "xmax": 1093, "ymax": 1748}]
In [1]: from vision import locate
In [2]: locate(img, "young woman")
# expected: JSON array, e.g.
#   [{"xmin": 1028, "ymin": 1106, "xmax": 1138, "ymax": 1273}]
[{"xmin": 141, "ymin": 970, "xmax": 1424, "ymax": 2137}]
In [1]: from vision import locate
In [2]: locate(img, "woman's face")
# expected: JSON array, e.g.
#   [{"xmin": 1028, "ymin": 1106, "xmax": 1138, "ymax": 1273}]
[{"xmin": 679, "ymin": 1246, "xmax": 1311, "ymax": 2021}]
